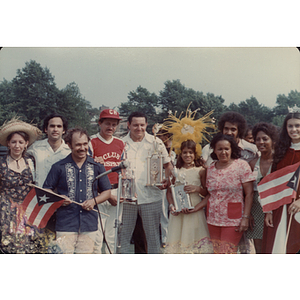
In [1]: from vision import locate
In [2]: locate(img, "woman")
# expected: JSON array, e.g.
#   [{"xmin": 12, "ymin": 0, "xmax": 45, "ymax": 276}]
[
  {"xmin": 262, "ymin": 111, "xmax": 300, "ymax": 254},
  {"xmin": 247, "ymin": 122, "xmax": 278, "ymax": 253},
  {"xmin": 0, "ymin": 118, "xmax": 44, "ymax": 253},
  {"xmin": 165, "ymin": 140, "xmax": 212, "ymax": 253},
  {"xmin": 206, "ymin": 133, "xmax": 255, "ymax": 254}
]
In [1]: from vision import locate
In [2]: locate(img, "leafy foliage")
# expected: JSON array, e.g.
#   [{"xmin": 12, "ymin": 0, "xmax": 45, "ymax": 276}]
[{"xmin": 0, "ymin": 60, "xmax": 96, "ymax": 134}]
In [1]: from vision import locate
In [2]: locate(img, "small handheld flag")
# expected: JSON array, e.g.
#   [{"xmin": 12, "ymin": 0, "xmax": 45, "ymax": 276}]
[{"xmin": 20, "ymin": 185, "xmax": 65, "ymax": 229}]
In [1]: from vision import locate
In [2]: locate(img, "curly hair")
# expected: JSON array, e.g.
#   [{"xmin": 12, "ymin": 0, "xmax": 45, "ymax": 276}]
[
  {"xmin": 218, "ymin": 111, "xmax": 247, "ymax": 139},
  {"xmin": 252, "ymin": 122, "xmax": 279, "ymax": 146},
  {"xmin": 176, "ymin": 140, "xmax": 205, "ymax": 169},
  {"xmin": 272, "ymin": 112, "xmax": 300, "ymax": 170},
  {"xmin": 210, "ymin": 133, "xmax": 241, "ymax": 160}
]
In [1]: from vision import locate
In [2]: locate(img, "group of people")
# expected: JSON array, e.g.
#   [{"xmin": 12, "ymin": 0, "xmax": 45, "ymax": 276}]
[{"xmin": 1, "ymin": 106, "xmax": 300, "ymax": 254}]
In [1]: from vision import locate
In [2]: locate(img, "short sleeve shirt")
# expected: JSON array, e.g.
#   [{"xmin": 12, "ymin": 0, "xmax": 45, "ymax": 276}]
[
  {"xmin": 206, "ymin": 159, "xmax": 255, "ymax": 226},
  {"xmin": 122, "ymin": 132, "xmax": 171, "ymax": 204},
  {"xmin": 43, "ymin": 154, "xmax": 111, "ymax": 232}
]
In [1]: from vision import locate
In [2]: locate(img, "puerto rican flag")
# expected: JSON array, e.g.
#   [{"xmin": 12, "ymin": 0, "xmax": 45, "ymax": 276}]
[
  {"xmin": 257, "ymin": 162, "xmax": 300, "ymax": 212},
  {"xmin": 20, "ymin": 185, "xmax": 65, "ymax": 229}
]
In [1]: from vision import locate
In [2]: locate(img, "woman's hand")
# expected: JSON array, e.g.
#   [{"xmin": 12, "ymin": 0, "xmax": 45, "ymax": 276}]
[
  {"xmin": 288, "ymin": 199, "xmax": 300, "ymax": 215},
  {"xmin": 265, "ymin": 212, "xmax": 273, "ymax": 227},
  {"xmin": 238, "ymin": 217, "xmax": 249, "ymax": 232},
  {"xmin": 169, "ymin": 204, "xmax": 180, "ymax": 216},
  {"xmin": 184, "ymin": 185, "xmax": 199, "ymax": 194},
  {"xmin": 181, "ymin": 207, "xmax": 192, "ymax": 214}
]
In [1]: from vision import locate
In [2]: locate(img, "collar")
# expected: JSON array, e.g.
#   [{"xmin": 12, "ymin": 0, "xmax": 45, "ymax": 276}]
[
  {"xmin": 96, "ymin": 132, "xmax": 114, "ymax": 145},
  {"xmin": 124, "ymin": 131, "xmax": 153, "ymax": 144},
  {"xmin": 291, "ymin": 142, "xmax": 300, "ymax": 150},
  {"xmin": 60, "ymin": 153, "xmax": 98, "ymax": 166}
]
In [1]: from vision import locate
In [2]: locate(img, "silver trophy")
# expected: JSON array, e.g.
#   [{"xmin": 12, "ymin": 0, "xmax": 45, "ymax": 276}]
[
  {"xmin": 146, "ymin": 136, "xmax": 165, "ymax": 187},
  {"xmin": 121, "ymin": 167, "xmax": 137, "ymax": 202},
  {"xmin": 120, "ymin": 143, "xmax": 137, "ymax": 202},
  {"xmin": 170, "ymin": 170, "xmax": 194, "ymax": 212}
]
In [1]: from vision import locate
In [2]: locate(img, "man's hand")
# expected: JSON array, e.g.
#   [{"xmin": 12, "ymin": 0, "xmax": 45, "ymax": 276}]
[
  {"xmin": 108, "ymin": 194, "xmax": 123, "ymax": 206},
  {"xmin": 94, "ymin": 156, "xmax": 104, "ymax": 164},
  {"xmin": 82, "ymin": 199, "xmax": 96, "ymax": 211},
  {"xmin": 62, "ymin": 196, "xmax": 72, "ymax": 207}
]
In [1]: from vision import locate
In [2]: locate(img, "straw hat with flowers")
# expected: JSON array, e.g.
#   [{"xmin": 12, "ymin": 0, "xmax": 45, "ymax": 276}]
[{"xmin": 0, "ymin": 118, "xmax": 42, "ymax": 147}]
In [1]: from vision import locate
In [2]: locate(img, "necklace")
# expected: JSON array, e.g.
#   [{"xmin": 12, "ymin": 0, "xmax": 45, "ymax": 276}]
[{"xmin": 9, "ymin": 155, "xmax": 23, "ymax": 169}]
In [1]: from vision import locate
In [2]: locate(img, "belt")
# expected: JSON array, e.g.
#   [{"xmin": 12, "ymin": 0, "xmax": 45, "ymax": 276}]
[{"xmin": 111, "ymin": 183, "xmax": 118, "ymax": 190}]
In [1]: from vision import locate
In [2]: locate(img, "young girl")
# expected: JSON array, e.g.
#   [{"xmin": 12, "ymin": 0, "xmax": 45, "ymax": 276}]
[
  {"xmin": 165, "ymin": 140, "xmax": 212, "ymax": 254},
  {"xmin": 262, "ymin": 111, "xmax": 300, "ymax": 253}
]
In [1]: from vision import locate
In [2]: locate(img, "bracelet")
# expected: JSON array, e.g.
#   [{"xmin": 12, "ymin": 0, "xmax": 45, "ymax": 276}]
[
  {"xmin": 242, "ymin": 214, "xmax": 250, "ymax": 219},
  {"xmin": 169, "ymin": 204, "xmax": 175, "ymax": 210}
]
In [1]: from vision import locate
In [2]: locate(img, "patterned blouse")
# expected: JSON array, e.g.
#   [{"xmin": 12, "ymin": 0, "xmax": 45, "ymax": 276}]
[
  {"xmin": 0, "ymin": 155, "xmax": 33, "ymax": 202},
  {"xmin": 206, "ymin": 159, "xmax": 255, "ymax": 227}
]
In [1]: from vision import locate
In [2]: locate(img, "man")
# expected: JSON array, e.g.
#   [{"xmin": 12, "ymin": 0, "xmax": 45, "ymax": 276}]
[
  {"xmin": 202, "ymin": 111, "xmax": 258, "ymax": 166},
  {"xmin": 43, "ymin": 127, "xmax": 111, "ymax": 254},
  {"xmin": 27, "ymin": 113, "xmax": 71, "ymax": 187},
  {"xmin": 120, "ymin": 112, "xmax": 173, "ymax": 254},
  {"xmin": 89, "ymin": 109, "xmax": 125, "ymax": 254}
]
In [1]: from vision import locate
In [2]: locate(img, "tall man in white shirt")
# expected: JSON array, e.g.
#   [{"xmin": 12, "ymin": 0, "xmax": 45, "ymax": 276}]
[
  {"xmin": 120, "ymin": 112, "xmax": 173, "ymax": 254},
  {"xmin": 27, "ymin": 113, "xmax": 71, "ymax": 187},
  {"xmin": 27, "ymin": 113, "xmax": 71, "ymax": 233}
]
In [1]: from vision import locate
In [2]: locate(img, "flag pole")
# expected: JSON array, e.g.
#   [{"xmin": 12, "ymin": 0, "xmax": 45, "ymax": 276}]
[
  {"xmin": 284, "ymin": 203, "xmax": 294, "ymax": 253},
  {"xmin": 27, "ymin": 183, "xmax": 109, "ymax": 217}
]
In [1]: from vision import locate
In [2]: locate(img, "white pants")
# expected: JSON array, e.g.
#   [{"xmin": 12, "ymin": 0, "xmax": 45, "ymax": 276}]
[
  {"xmin": 56, "ymin": 231, "xmax": 97, "ymax": 254},
  {"xmin": 93, "ymin": 189, "xmax": 123, "ymax": 254}
]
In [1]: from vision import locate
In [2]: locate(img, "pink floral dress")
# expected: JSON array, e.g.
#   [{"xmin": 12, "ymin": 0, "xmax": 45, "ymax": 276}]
[{"xmin": 206, "ymin": 159, "xmax": 255, "ymax": 227}]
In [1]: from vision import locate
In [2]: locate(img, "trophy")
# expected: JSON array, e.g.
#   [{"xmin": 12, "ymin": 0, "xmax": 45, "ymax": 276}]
[
  {"xmin": 120, "ymin": 143, "xmax": 137, "ymax": 202},
  {"xmin": 170, "ymin": 169, "xmax": 194, "ymax": 212},
  {"xmin": 121, "ymin": 167, "xmax": 137, "ymax": 202},
  {"xmin": 146, "ymin": 130, "xmax": 164, "ymax": 187}
]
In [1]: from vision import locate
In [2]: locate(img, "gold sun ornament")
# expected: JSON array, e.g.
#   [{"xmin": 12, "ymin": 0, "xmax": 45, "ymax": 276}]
[{"xmin": 161, "ymin": 104, "xmax": 216, "ymax": 158}]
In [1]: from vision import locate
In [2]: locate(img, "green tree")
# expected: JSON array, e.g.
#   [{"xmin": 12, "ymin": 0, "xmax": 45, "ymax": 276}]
[
  {"xmin": 0, "ymin": 78, "xmax": 17, "ymax": 123},
  {"xmin": 0, "ymin": 60, "xmax": 96, "ymax": 134},
  {"xmin": 226, "ymin": 96, "xmax": 273, "ymax": 126},
  {"xmin": 119, "ymin": 85, "xmax": 160, "ymax": 131},
  {"xmin": 272, "ymin": 90, "xmax": 300, "ymax": 126},
  {"xmin": 10, "ymin": 60, "xmax": 59, "ymax": 127}
]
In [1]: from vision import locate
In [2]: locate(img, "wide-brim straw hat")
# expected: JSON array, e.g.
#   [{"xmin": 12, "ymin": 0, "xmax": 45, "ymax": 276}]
[{"xmin": 0, "ymin": 118, "xmax": 42, "ymax": 147}]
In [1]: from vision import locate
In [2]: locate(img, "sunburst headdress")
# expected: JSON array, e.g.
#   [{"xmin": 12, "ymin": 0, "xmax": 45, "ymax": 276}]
[{"xmin": 160, "ymin": 104, "xmax": 216, "ymax": 157}]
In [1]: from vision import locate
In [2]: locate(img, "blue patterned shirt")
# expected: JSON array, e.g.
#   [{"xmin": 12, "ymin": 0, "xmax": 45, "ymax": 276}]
[{"xmin": 43, "ymin": 154, "xmax": 111, "ymax": 232}]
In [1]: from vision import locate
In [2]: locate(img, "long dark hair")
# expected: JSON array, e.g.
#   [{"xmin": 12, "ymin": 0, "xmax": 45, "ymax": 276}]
[
  {"xmin": 176, "ymin": 140, "xmax": 204, "ymax": 169},
  {"xmin": 273, "ymin": 112, "xmax": 300, "ymax": 170}
]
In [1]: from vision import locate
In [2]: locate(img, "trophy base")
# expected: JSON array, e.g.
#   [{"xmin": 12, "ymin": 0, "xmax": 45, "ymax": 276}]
[
  {"xmin": 175, "ymin": 206, "xmax": 194, "ymax": 213},
  {"xmin": 146, "ymin": 183, "xmax": 163, "ymax": 187},
  {"xmin": 122, "ymin": 197, "xmax": 137, "ymax": 202}
]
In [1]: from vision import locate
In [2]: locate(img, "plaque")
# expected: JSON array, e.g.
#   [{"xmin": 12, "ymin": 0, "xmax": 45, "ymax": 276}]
[
  {"xmin": 170, "ymin": 168, "xmax": 194, "ymax": 212},
  {"xmin": 170, "ymin": 183, "xmax": 194, "ymax": 212}
]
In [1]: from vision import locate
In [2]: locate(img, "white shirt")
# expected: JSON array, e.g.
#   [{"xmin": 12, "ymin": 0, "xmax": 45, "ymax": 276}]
[
  {"xmin": 27, "ymin": 139, "xmax": 71, "ymax": 187},
  {"xmin": 122, "ymin": 132, "xmax": 171, "ymax": 205}
]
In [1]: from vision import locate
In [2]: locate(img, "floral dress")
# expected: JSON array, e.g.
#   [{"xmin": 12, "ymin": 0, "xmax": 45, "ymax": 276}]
[{"xmin": 0, "ymin": 154, "xmax": 53, "ymax": 253}]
